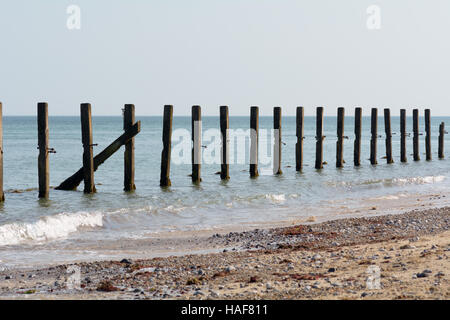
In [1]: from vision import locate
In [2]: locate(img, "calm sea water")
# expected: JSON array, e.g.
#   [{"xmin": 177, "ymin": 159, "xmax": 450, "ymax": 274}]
[{"xmin": 0, "ymin": 115, "xmax": 449, "ymax": 267}]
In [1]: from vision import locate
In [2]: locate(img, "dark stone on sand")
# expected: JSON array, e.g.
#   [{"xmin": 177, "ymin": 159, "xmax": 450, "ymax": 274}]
[
  {"xmin": 120, "ymin": 259, "xmax": 132, "ymax": 265},
  {"xmin": 416, "ymin": 273, "xmax": 429, "ymax": 278}
]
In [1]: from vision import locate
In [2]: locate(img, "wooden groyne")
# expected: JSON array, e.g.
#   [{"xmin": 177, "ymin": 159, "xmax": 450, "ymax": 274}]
[
  {"xmin": 220, "ymin": 106, "xmax": 230, "ymax": 180},
  {"xmin": 0, "ymin": 103, "xmax": 447, "ymax": 200},
  {"xmin": 384, "ymin": 108, "xmax": 394, "ymax": 164},
  {"xmin": 354, "ymin": 107, "xmax": 362, "ymax": 167},
  {"xmin": 55, "ymin": 104, "xmax": 141, "ymax": 192},
  {"xmin": 295, "ymin": 107, "xmax": 304, "ymax": 171},
  {"xmin": 160, "ymin": 105, "xmax": 173, "ymax": 187},
  {"xmin": 250, "ymin": 106, "xmax": 259, "ymax": 178},
  {"xmin": 370, "ymin": 108, "xmax": 378, "ymax": 165},
  {"xmin": 315, "ymin": 107, "xmax": 324, "ymax": 170}
]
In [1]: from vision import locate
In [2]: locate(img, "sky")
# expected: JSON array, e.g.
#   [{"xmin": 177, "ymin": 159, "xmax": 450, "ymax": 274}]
[{"xmin": 1, "ymin": 0, "xmax": 450, "ymax": 116}]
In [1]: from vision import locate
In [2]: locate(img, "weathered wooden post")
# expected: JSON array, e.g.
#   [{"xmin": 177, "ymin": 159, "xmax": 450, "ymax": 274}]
[
  {"xmin": 370, "ymin": 108, "xmax": 378, "ymax": 165},
  {"xmin": 191, "ymin": 105, "xmax": 202, "ymax": 183},
  {"xmin": 81, "ymin": 103, "xmax": 96, "ymax": 194},
  {"xmin": 296, "ymin": 107, "xmax": 304, "ymax": 172},
  {"xmin": 124, "ymin": 104, "xmax": 136, "ymax": 191},
  {"xmin": 336, "ymin": 107, "xmax": 345, "ymax": 168},
  {"xmin": 439, "ymin": 122, "xmax": 445, "ymax": 159},
  {"xmin": 160, "ymin": 105, "xmax": 173, "ymax": 187},
  {"xmin": 413, "ymin": 109, "xmax": 420, "ymax": 161},
  {"xmin": 220, "ymin": 106, "xmax": 230, "ymax": 180},
  {"xmin": 400, "ymin": 109, "xmax": 407, "ymax": 162},
  {"xmin": 273, "ymin": 107, "xmax": 282, "ymax": 175},
  {"xmin": 354, "ymin": 107, "xmax": 362, "ymax": 167},
  {"xmin": 0, "ymin": 103, "xmax": 4, "ymax": 202},
  {"xmin": 425, "ymin": 109, "xmax": 432, "ymax": 161},
  {"xmin": 56, "ymin": 121, "xmax": 140, "ymax": 191},
  {"xmin": 250, "ymin": 106, "xmax": 259, "ymax": 178},
  {"xmin": 315, "ymin": 107, "xmax": 324, "ymax": 170},
  {"xmin": 384, "ymin": 108, "xmax": 394, "ymax": 164},
  {"xmin": 38, "ymin": 102, "xmax": 50, "ymax": 198}
]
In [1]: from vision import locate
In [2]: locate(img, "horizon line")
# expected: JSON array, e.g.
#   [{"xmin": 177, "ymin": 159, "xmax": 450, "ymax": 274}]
[{"xmin": 3, "ymin": 114, "xmax": 450, "ymax": 117}]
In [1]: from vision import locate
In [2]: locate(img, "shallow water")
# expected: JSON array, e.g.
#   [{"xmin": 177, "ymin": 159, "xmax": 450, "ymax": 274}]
[{"xmin": 0, "ymin": 115, "xmax": 449, "ymax": 267}]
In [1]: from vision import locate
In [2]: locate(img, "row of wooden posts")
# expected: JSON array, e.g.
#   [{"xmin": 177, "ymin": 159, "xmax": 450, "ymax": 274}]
[
  {"xmin": 160, "ymin": 106, "xmax": 446, "ymax": 187},
  {"xmin": 0, "ymin": 102, "xmax": 141, "ymax": 201},
  {"xmin": 0, "ymin": 103, "xmax": 446, "ymax": 201}
]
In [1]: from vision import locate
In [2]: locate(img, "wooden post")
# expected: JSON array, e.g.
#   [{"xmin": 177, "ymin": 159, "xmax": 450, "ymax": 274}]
[
  {"xmin": 250, "ymin": 106, "xmax": 259, "ymax": 177},
  {"xmin": 296, "ymin": 107, "xmax": 304, "ymax": 172},
  {"xmin": 273, "ymin": 107, "xmax": 282, "ymax": 175},
  {"xmin": 425, "ymin": 109, "xmax": 432, "ymax": 161},
  {"xmin": 336, "ymin": 107, "xmax": 345, "ymax": 168},
  {"xmin": 370, "ymin": 108, "xmax": 378, "ymax": 165},
  {"xmin": 413, "ymin": 109, "xmax": 420, "ymax": 161},
  {"xmin": 81, "ymin": 103, "xmax": 95, "ymax": 194},
  {"xmin": 354, "ymin": 107, "xmax": 362, "ymax": 167},
  {"xmin": 123, "ymin": 104, "xmax": 136, "ymax": 191},
  {"xmin": 384, "ymin": 108, "xmax": 394, "ymax": 164},
  {"xmin": 315, "ymin": 107, "xmax": 324, "ymax": 170},
  {"xmin": 439, "ymin": 122, "xmax": 445, "ymax": 159},
  {"xmin": 400, "ymin": 109, "xmax": 407, "ymax": 163},
  {"xmin": 220, "ymin": 106, "xmax": 230, "ymax": 180},
  {"xmin": 191, "ymin": 105, "xmax": 202, "ymax": 183},
  {"xmin": 56, "ymin": 122, "xmax": 140, "ymax": 190},
  {"xmin": 160, "ymin": 105, "xmax": 173, "ymax": 187},
  {"xmin": 38, "ymin": 102, "xmax": 49, "ymax": 198},
  {"xmin": 0, "ymin": 103, "xmax": 4, "ymax": 202}
]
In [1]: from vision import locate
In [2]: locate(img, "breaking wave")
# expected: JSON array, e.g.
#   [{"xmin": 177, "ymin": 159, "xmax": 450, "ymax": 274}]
[
  {"xmin": 327, "ymin": 175, "xmax": 446, "ymax": 188},
  {"xmin": 0, "ymin": 211, "xmax": 103, "ymax": 246}
]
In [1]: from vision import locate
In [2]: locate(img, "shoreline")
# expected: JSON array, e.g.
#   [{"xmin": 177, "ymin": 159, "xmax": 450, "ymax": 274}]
[
  {"xmin": 1, "ymin": 189, "xmax": 449, "ymax": 270},
  {"xmin": 0, "ymin": 206, "xmax": 448, "ymax": 300}
]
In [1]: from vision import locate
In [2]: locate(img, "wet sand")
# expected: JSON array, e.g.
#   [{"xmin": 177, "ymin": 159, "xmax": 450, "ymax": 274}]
[{"xmin": 0, "ymin": 206, "xmax": 448, "ymax": 300}]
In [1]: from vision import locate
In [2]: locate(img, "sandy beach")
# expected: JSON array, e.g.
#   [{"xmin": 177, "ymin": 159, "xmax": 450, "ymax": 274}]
[{"xmin": 0, "ymin": 206, "xmax": 448, "ymax": 300}]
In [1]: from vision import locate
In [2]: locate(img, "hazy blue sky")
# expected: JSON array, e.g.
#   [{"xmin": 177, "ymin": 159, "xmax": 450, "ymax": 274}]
[{"xmin": 1, "ymin": 1, "xmax": 450, "ymax": 116}]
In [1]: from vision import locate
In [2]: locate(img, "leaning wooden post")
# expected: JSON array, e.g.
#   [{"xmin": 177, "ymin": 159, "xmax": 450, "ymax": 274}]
[
  {"xmin": 273, "ymin": 107, "xmax": 282, "ymax": 175},
  {"xmin": 38, "ymin": 102, "xmax": 50, "ymax": 198},
  {"xmin": 160, "ymin": 105, "xmax": 173, "ymax": 187},
  {"xmin": 0, "ymin": 103, "xmax": 4, "ymax": 202},
  {"xmin": 220, "ymin": 106, "xmax": 230, "ymax": 180},
  {"xmin": 413, "ymin": 109, "xmax": 420, "ymax": 161},
  {"xmin": 439, "ymin": 122, "xmax": 445, "ymax": 159},
  {"xmin": 400, "ymin": 109, "xmax": 407, "ymax": 162},
  {"xmin": 296, "ymin": 107, "xmax": 304, "ymax": 172},
  {"xmin": 354, "ymin": 107, "xmax": 362, "ymax": 167},
  {"xmin": 124, "ymin": 104, "xmax": 136, "ymax": 191},
  {"xmin": 81, "ymin": 103, "xmax": 96, "ymax": 194},
  {"xmin": 56, "ymin": 122, "xmax": 140, "ymax": 191},
  {"xmin": 384, "ymin": 108, "xmax": 394, "ymax": 164},
  {"xmin": 250, "ymin": 106, "xmax": 259, "ymax": 178},
  {"xmin": 191, "ymin": 105, "xmax": 202, "ymax": 183},
  {"xmin": 315, "ymin": 107, "xmax": 324, "ymax": 170},
  {"xmin": 425, "ymin": 109, "xmax": 432, "ymax": 161},
  {"xmin": 336, "ymin": 107, "xmax": 345, "ymax": 168},
  {"xmin": 370, "ymin": 108, "xmax": 378, "ymax": 165}
]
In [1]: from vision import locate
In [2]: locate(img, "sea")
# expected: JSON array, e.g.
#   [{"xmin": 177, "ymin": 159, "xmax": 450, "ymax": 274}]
[{"xmin": 0, "ymin": 114, "xmax": 449, "ymax": 268}]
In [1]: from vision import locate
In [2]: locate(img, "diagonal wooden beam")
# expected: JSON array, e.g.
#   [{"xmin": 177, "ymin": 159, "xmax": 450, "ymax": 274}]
[{"xmin": 56, "ymin": 121, "xmax": 141, "ymax": 191}]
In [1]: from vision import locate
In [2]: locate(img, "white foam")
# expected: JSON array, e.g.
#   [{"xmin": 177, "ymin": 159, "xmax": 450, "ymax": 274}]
[
  {"xmin": 328, "ymin": 175, "xmax": 446, "ymax": 188},
  {"xmin": 265, "ymin": 194, "xmax": 286, "ymax": 203},
  {"xmin": 372, "ymin": 195, "xmax": 400, "ymax": 200},
  {"xmin": 392, "ymin": 175, "xmax": 446, "ymax": 185},
  {"xmin": 0, "ymin": 211, "xmax": 103, "ymax": 246}
]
